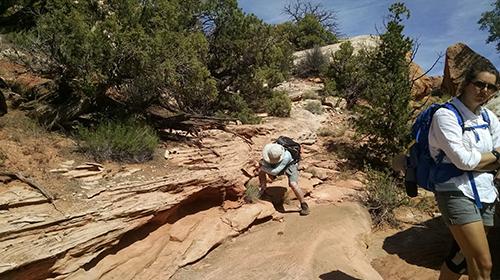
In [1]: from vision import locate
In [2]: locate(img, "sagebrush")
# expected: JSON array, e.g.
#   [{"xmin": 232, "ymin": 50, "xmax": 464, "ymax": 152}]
[
  {"xmin": 304, "ymin": 100, "xmax": 323, "ymax": 115},
  {"xmin": 363, "ymin": 168, "xmax": 409, "ymax": 227},
  {"xmin": 296, "ymin": 45, "xmax": 328, "ymax": 77},
  {"xmin": 77, "ymin": 118, "xmax": 159, "ymax": 162}
]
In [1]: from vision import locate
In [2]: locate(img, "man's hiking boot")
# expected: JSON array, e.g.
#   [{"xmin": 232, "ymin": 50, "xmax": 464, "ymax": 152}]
[{"xmin": 299, "ymin": 202, "xmax": 310, "ymax": 216}]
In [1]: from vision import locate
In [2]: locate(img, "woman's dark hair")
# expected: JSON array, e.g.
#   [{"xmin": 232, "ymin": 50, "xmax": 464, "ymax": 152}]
[{"xmin": 463, "ymin": 60, "xmax": 499, "ymax": 86}]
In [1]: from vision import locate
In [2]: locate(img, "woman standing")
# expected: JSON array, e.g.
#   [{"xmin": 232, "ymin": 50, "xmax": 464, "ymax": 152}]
[{"xmin": 429, "ymin": 61, "xmax": 500, "ymax": 280}]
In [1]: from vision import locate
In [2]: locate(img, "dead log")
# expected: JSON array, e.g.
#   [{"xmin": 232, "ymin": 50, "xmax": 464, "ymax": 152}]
[
  {"xmin": 146, "ymin": 105, "xmax": 235, "ymax": 137},
  {"xmin": 0, "ymin": 171, "xmax": 54, "ymax": 202}
]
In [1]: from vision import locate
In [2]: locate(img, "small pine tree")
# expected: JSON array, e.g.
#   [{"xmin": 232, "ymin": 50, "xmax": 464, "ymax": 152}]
[{"xmin": 354, "ymin": 2, "xmax": 413, "ymax": 165}]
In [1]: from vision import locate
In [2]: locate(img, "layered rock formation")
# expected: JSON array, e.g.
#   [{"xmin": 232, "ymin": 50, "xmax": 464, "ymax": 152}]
[{"xmin": 441, "ymin": 42, "xmax": 495, "ymax": 96}]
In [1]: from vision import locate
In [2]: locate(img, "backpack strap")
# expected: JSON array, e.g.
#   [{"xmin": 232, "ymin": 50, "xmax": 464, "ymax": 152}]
[
  {"xmin": 462, "ymin": 109, "xmax": 491, "ymax": 142},
  {"xmin": 442, "ymin": 102, "xmax": 464, "ymax": 131},
  {"xmin": 481, "ymin": 109, "xmax": 491, "ymax": 126},
  {"xmin": 467, "ymin": 172, "xmax": 483, "ymax": 209},
  {"xmin": 438, "ymin": 102, "xmax": 483, "ymax": 209}
]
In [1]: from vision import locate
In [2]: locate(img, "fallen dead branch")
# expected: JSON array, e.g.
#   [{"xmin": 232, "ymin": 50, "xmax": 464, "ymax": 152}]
[{"xmin": 0, "ymin": 171, "xmax": 54, "ymax": 202}]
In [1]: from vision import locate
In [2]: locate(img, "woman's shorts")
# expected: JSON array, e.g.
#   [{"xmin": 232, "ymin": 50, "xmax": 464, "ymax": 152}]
[{"xmin": 435, "ymin": 191, "xmax": 496, "ymax": 227}]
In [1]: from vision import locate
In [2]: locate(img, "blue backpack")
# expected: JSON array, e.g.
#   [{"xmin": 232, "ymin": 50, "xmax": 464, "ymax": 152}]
[{"xmin": 404, "ymin": 102, "xmax": 491, "ymax": 209}]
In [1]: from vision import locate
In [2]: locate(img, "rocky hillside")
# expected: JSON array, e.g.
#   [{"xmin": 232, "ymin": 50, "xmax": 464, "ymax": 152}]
[{"xmin": 0, "ymin": 39, "xmax": 499, "ymax": 279}]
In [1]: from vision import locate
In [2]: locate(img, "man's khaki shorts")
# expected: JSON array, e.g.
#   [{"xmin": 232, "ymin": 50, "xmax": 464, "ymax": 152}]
[{"xmin": 277, "ymin": 163, "xmax": 299, "ymax": 183}]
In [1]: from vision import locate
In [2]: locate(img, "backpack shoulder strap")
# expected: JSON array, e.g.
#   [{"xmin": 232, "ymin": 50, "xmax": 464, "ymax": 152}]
[
  {"xmin": 442, "ymin": 102, "xmax": 465, "ymax": 131},
  {"xmin": 481, "ymin": 109, "xmax": 491, "ymax": 127}
]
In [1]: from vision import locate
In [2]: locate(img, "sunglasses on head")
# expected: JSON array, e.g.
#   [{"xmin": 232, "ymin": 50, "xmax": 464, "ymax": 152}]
[{"xmin": 471, "ymin": 80, "xmax": 498, "ymax": 92}]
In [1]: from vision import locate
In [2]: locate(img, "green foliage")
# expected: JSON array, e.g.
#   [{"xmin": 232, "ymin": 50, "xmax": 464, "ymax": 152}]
[
  {"xmin": 279, "ymin": 0, "xmax": 339, "ymax": 50},
  {"xmin": 244, "ymin": 183, "xmax": 261, "ymax": 203},
  {"xmin": 302, "ymin": 90, "xmax": 321, "ymax": 100},
  {"xmin": 324, "ymin": 41, "xmax": 374, "ymax": 108},
  {"xmin": 266, "ymin": 91, "xmax": 292, "ymax": 117},
  {"xmin": 7, "ymin": 0, "xmax": 293, "ymax": 130},
  {"xmin": 275, "ymin": 14, "xmax": 338, "ymax": 50},
  {"xmin": 296, "ymin": 45, "xmax": 328, "ymax": 77},
  {"xmin": 354, "ymin": 2, "xmax": 413, "ymax": 165},
  {"xmin": 215, "ymin": 92, "xmax": 261, "ymax": 124},
  {"xmin": 294, "ymin": 14, "xmax": 338, "ymax": 50},
  {"xmin": 205, "ymin": 0, "xmax": 293, "ymax": 112},
  {"xmin": 17, "ymin": 0, "xmax": 217, "ymax": 118},
  {"xmin": 363, "ymin": 168, "xmax": 408, "ymax": 227},
  {"xmin": 0, "ymin": 0, "xmax": 45, "ymax": 32},
  {"xmin": 236, "ymin": 108, "xmax": 262, "ymax": 124},
  {"xmin": 479, "ymin": 0, "xmax": 500, "ymax": 52},
  {"xmin": 304, "ymin": 100, "xmax": 323, "ymax": 115},
  {"xmin": 76, "ymin": 118, "xmax": 159, "ymax": 162}
]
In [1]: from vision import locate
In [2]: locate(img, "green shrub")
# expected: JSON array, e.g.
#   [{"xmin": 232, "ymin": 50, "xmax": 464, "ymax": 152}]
[
  {"xmin": 215, "ymin": 93, "xmax": 261, "ymax": 124},
  {"xmin": 7, "ymin": 0, "xmax": 293, "ymax": 127},
  {"xmin": 363, "ymin": 168, "xmax": 408, "ymax": 227},
  {"xmin": 296, "ymin": 45, "xmax": 328, "ymax": 77},
  {"xmin": 323, "ymin": 41, "xmax": 373, "ymax": 108},
  {"xmin": 13, "ymin": 0, "xmax": 217, "ymax": 127},
  {"xmin": 304, "ymin": 100, "xmax": 323, "ymax": 114},
  {"xmin": 302, "ymin": 90, "xmax": 321, "ymax": 100},
  {"xmin": 236, "ymin": 108, "xmax": 262, "ymax": 124},
  {"xmin": 266, "ymin": 91, "xmax": 292, "ymax": 117},
  {"xmin": 318, "ymin": 125, "xmax": 346, "ymax": 137},
  {"xmin": 206, "ymin": 2, "xmax": 293, "ymax": 113},
  {"xmin": 76, "ymin": 118, "xmax": 159, "ymax": 162},
  {"xmin": 275, "ymin": 13, "xmax": 338, "ymax": 51},
  {"xmin": 244, "ymin": 183, "xmax": 261, "ymax": 203}
]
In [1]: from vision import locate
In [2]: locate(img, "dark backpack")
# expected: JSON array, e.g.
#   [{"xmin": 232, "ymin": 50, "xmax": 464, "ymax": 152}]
[
  {"xmin": 404, "ymin": 102, "xmax": 490, "ymax": 208},
  {"xmin": 275, "ymin": 136, "xmax": 301, "ymax": 164}
]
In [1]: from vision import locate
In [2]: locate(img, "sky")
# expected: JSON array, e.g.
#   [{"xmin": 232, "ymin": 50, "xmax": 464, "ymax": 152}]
[{"xmin": 238, "ymin": 0, "xmax": 499, "ymax": 76}]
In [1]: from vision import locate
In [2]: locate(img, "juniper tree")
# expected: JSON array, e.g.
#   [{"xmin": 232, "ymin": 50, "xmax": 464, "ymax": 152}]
[
  {"xmin": 324, "ymin": 41, "xmax": 373, "ymax": 109},
  {"xmin": 354, "ymin": 2, "xmax": 413, "ymax": 165},
  {"xmin": 203, "ymin": 0, "xmax": 293, "ymax": 115},
  {"xmin": 14, "ymin": 0, "xmax": 218, "ymax": 127},
  {"xmin": 277, "ymin": 0, "xmax": 339, "ymax": 51}
]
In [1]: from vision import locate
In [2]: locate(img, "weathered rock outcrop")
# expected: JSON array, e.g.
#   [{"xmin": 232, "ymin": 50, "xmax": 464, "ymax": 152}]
[
  {"xmin": 409, "ymin": 61, "xmax": 438, "ymax": 100},
  {"xmin": 293, "ymin": 35, "xmax": 380, "ymax": 65},
  {"xmin": 441, "ymin": 42, "xmax": 494, "ymax": 96},
  {"xmin": 0, "ymin": 131, "xmax": 255, "ymax": 279},
  {"xmin": 0, "ymin": 89, "xmax": 362, "ymax": 279},
  {"xmin": 171, "ymin": 203, "xmax": 381, "ymax": 280}
]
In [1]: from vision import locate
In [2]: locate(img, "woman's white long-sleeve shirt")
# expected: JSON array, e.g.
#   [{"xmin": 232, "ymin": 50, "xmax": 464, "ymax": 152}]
[{"xmin": 428, "ymin": 97, "xmax": 500, "ymax": 203}]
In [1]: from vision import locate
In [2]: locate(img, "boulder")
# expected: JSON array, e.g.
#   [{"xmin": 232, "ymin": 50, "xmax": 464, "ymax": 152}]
[
  {"xmin": 409, "ymin": 61, "xmax": 439, "ymax": 100},
  {"xmin": 441, "ymin": 43, "xmax": 494, "ymax": 96},
  {"xmin": 293, "ymin": 35, "xmax": 380, "ymax": 65}
]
